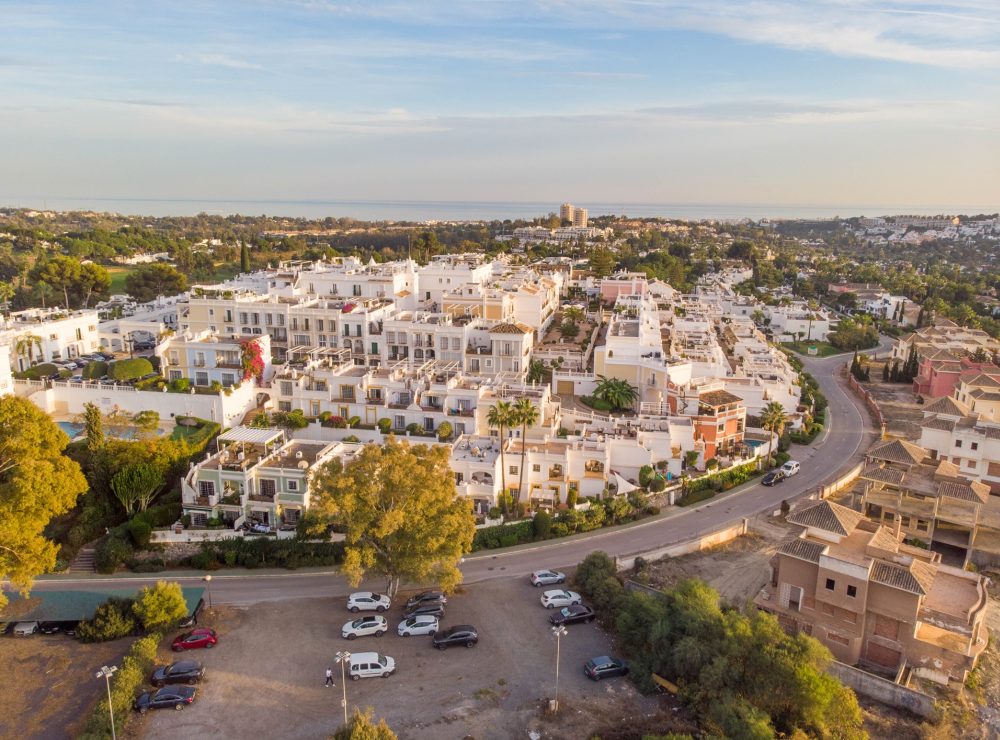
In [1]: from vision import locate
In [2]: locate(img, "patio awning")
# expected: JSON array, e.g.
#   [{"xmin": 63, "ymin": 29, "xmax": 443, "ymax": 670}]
[
  {"xmin": 218, "ymin": 426, "xmax": 285, "ymax": 445},
  {"xmin": 611, "ymin": 471, "xmax": 638, "ymax": 495}
]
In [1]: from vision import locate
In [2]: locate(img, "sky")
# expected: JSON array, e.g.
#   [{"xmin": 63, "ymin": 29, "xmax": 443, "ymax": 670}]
[{"xmin": 1, "ymin": 0, "xmax": 999, "ymax": 214}]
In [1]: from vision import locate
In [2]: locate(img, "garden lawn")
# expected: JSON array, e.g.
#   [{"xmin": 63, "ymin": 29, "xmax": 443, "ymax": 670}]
[
  {"xmin": 781, "ymin": 341, "xmax": 846, "ymax": 357},
  {"xmin": 107, "ymin": 266, "xmax": 132, "ymax": 295}
]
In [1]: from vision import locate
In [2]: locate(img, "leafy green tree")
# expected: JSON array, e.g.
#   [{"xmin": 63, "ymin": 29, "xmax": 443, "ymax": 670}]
[
  {"xmin": 329, "ymin": 707, "xmax": 397, "ymax": 740},
  {"xmin": 124, "ymin": 263, "xmax": 189, "ymax": 302},
  {"xmin": 133, "ymin": 580, "xmax": 189, "ymax": 631},
  {"xmin": 309, "ymin": 438, "xmax": 475, "ymax": 597},
  {"xmin": 0, "ymin": 396, "xmax": 88, "ymax": 609},
  {"xmin": 240, "ymin": 241, "xmax": 251, "ymax": 273},
  {"xmin": 526, "ymin": 358, "xmax": 546, "ymax": 385},
  {"xmin": 110, "ymin": 462, "xmax": 164, "ymax": 515},
  {"xmin": 562, "ymin": 305, "xmax": 585, "ymax": 324},
  {"xmin": 31, "ymin": 255, "xmax": 81, "ymax": 309},
  {"xmin": 75, "ymin": 262, "xmax": 112, "ymax": 307},
  {"xmin": 590, "ymin": 245, "xmax": 616, "ymax": 277},
  {"xmin": 83, "ymin": 402, "xmax": 104, "ymax": 455},
  {"xmin": 486, "ymin": 401, "xmax": 516, "ymax": 500},
  {"xmin": 560, "ymin": 320, "xmax": 580, "ymax": 339},
  {"xmin": 759, "ymin": 401, "xmax": 786, "ymax": 469},
  {"xmin": 76, "ymin": 596, "xmax": 137, "ymax": 642},
  {"xmin": 512, "ymin": 397, "xmax": 539, "ymax": 506}
]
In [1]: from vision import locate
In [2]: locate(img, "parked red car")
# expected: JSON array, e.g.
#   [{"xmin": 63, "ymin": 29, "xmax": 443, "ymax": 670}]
[{"xmin": 172, "ymin": 628, "xmax": 218, "ymax": 652}]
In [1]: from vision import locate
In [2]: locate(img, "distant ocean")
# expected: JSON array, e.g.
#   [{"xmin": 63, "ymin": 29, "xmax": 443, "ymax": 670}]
[{"xmin": 1, "ymin": 197, "xmax": 990, "ymax": 222}]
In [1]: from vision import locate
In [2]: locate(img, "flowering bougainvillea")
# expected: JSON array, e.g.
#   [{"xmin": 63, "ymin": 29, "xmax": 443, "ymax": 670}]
[{"xmin": 240, "ymin": 338, "xmax": 265, "ymax": 383}]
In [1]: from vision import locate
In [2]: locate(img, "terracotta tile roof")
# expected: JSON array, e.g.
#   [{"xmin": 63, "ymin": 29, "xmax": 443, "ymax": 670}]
[
  {"xmin": 938, "ymin": 480, "xmax": 990, "ymax": 504},
  {"xmin": 870, "ymin": 561, "xmax": 934, "ymax": 596},
  {"xmin": 963, "ymin": 373, "xmax": 1000, "ymax": 388},
  {"xmin": 787, "ymin": 501, "xmax": 864, "ymax": 536},
  {"xmin": 861, "ymin": 465, "xmax": 905, "ymax": 486},
  {"xmin": 489, "ymin": 322, "xmax": 532, "ymax": 335},
  {"xmin": 699, "ymin": 389, "xmax": 744, "ymax": 406},
  {"xmin": 867, "ymin": 438, "xmax": 927, "ymax": 466},
  {"xmin": 980, "ymin": 426, "xmax": 1000, "ymax": 440},
  {"xmin": 868, "ymin": 526, "xmax": 901, "ymax": 553},
  {"xmin": 934, "ymin": 459, "xmax": 961, "ymax": 478},
  {"xmin": 779, "ymin": 538, "xmax": 827, "ymax": 563},
  {"xmin": 969, "ymin": 390, "xmax": 1000, "ymax": 402},
  {"xmin": 920, "ymin": 416, "xmax": 956, "ymax": 433},
  {"xmin": 922, "ymin": 396, "xmax": 970, "ymax": 417}
]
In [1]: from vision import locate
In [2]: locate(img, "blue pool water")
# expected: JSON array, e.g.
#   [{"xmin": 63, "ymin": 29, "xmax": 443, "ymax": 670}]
[{"xmin": 57, "ymin": 421, "xmax": 162, "ymax": 440}]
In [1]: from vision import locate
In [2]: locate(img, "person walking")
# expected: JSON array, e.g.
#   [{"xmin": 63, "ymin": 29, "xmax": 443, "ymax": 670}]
[{"xmin": 325, "ymin": 667, "xmax": 334, "ymax": 687}]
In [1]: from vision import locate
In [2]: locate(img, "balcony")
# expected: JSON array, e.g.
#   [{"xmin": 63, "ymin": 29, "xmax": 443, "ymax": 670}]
[
  {"xmin": 449, "ymin": 407, "xmax": 475, "ymax": 417},
  {"xmin": 548, "ymin": 465, "xmax": 564, "ymax": 480},
  {"xmin": 366, "ymin": 396, "xmax": 385, "ymax": 406},
  {"xmin": 249, "ymin": 493, "xmax": 275, "ymax": 503}
]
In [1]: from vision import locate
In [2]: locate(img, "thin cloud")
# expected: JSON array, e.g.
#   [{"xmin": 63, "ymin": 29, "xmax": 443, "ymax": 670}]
[
  {"xmin": 571, "ymin": 70, "xmax": 647, "ymax": 79},
  {"xmin": 177, "ymin": 53, "xmax": 263, "ymax": 70}
]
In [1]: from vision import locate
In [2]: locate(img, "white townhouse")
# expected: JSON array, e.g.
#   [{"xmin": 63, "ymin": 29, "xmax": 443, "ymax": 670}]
[
  {"xmin": 3, "ymin": 308, "xmax": 102, "ymax": 371},
  {"xmin": 157, "ymin": 331, "xmax": 273, "ymax": 389}
]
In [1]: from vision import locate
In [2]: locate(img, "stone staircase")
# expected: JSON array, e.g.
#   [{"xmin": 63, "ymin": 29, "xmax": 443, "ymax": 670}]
[{"xmin": 69, "ymin": 546, "xmax": 97, "ymax": 573}]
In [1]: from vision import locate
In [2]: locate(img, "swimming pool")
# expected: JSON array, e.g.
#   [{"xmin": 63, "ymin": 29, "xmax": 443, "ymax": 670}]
[{"xmin": 56, "ymin": 421, "xmax": 163, "ymax": 441}]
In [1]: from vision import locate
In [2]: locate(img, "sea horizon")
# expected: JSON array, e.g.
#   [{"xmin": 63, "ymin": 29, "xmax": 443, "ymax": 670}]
[{"xmin": 1, "ymin": 196, "xmax": 995, "ymax": 223}]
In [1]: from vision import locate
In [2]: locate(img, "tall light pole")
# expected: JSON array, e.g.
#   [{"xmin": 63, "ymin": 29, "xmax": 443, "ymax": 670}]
[
  {"xmin": 335, "ymin": 650, "xmax": 351, "ymax": 726},
  {"xmin": 96, "ymin": 665, "xmax": 118, "ymax": 740},
  {"xmin": 551, "ymin": 625, "xmax": 567, "ymax": 713},
  {"xmin": 203, "ymin": 574, "xmax": 213, "ymax": 611}
]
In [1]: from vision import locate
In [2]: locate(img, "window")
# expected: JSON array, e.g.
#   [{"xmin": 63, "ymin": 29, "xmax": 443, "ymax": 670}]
[
  {"xmin": 509, "ymin": 465, "xmax": 518, "ymax": 475},
  {"xmin": 260, "ymin": 479, "xmax": 276, "ymax": 498},
  {"xmin": 280, "ymin": 381, "xmax": 293, "ymax": 396},
  {"xmin": 901, "ymin": 515, "xmax": 911, "ymax": 527},
  {"xmin": 847, "ymin": 585, "xmax": 857, "ymax": 598},
  {"xmin": 971, "ymin": 442, "xmax": 979, "ymax": 451},
  {"xmin": 287, "ymin": 480, "xmax": 298, "ymax": 491},
  {"xmin": 278, "ymin": 401, "xmax": 291, "ymax": 412},
  {"xmin": 532, "ymin": 464, "xmax": 541, "ymax": 472},
  {"xmin": 966, "ymin": 459, "xmax": 976, "ymax": 469},
  {"xmin": 199, "ymin": 481, "xmax": 215, "ymax": 498},
  {"xmin": 955, "ymin": 440, "xmax": 962, "ymax": 448},
  {"xmin": 827, "ymin": 631, "xmax": 849, "ymax": 646},
  {"xmin": 222, "ymin": 373, "xmax": 235, "ymax": 386},
  {"xmin": 825, "ymin": 578, "xmax": 835, "ymax": 591},
  {"xmin": 916, "ymin": 519, "xmax": 929, "ymax": 532}
]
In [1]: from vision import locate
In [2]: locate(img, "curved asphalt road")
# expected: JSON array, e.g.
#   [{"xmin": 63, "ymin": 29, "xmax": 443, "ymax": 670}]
[{"xmin": 21, "ymin": 339, "xmax": 891, "ymax": 606}]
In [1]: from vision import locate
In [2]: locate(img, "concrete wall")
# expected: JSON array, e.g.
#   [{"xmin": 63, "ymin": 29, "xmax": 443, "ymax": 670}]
[
  {"xmin": 27, "ymin": 379, "xmax": 258, "ymax": 427},
  {"xmin": 615, "ymin": 519, "xmax": 748, "ymax": 571},
  {"xmin": 819, "ymin": 462, "xmax": 864, "ymax": 499},
  {"xmin": 827, "ymin": 661, "xmax": 937, "ymax": 719}
]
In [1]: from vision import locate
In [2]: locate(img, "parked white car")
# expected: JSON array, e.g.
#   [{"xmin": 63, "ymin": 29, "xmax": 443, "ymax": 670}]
[
  {"xmin": 347, "ymin": 592, "xmax": 391, "ymax": 613},
  {"xmin": 13, "ymin": 621, "xmax": 39, "ymax": 637},
  {"xmin": 530, "ymin": 569, "xmax": 566, "ymax": 587},
  {"xmin": 348, "ymin": 651, "xmax": 395, "ymax": 680},
  {"xmin": 341, "ymin": 615, "xmax": 388, "ymax": 640},
  {"xmin": 780, "ymin": 461, "xmax": 801, "ymax": 477},
  {"xmin": 540, "ymin": 589, "xmax": 582, "ymax": 609},
  {"xmin": 397, "ymin": 615, "xmax": 439, "ymax": 637}
]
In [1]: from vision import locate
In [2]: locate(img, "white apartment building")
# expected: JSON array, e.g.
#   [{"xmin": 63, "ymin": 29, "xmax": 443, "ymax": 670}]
[
  {"xmin": 181, "ymin": 426, "xmax": 354, "ymax": 530},
  {"xmin": 765, "ymin": 303, "xmax": 835, "ymax": 343},
  {"xmin": 3, "ymin": 309, "xmax": 102, "ymax": 371},
  {"xmin": 157, "ymin": 331, "xmax": 273, "ymax": 389},
  {"xmin": 918, "ymin": 396, "xmax": 1000, "ymax": 494}
]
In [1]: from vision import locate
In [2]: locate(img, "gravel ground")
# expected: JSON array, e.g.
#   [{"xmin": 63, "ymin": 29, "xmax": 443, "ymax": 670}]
[
  {"xmin": 139, "ymin": 578, "xmax": 660, "ymax": 740},
  {"xmin": 0, "ymin": 631, "xmax": 133, "ymax": 740}
]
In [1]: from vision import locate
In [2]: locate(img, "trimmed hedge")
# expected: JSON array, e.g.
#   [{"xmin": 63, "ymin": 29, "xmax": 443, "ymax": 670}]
[
  {"xmin": 109, "ymin": 357, "xmax": 153, "ymax": 381},
  {"xmin": 684, "ymin": 459, "xmax": 761, "ymax": 496},
  {"xmin": 79, "ymin": 632, "xmax": 162, "ymax": 739},
  {"xmin": 15, "ymin": 362, "xmax": 58, "ymax": 380},
  {"xmin": 187, "ymin": 537, "xmax": 345, "ymax": 570},
  {"xmin": 82, "ymin": 360, "xmax": 108, "ymax": 379}
]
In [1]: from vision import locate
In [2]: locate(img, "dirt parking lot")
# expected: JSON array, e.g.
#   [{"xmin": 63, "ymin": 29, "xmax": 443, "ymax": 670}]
[
  {"xmin": 0, "ymin": 631, "xmax": 132, "ymax": 739},
  {"xmin": 139, "ymin": 578, "xmax": 661, "ymax": 740}
]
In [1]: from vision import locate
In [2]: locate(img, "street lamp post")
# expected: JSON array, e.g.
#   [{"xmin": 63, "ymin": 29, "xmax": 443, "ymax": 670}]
[
  {"xmin": 335, "ymin": 650, "xmax": 351, "ymax": 727},
  {"xmin": 96, "ymin": 665, "xmax": 118, "ymax": 740},
  {"xmin": 203, "ymin": 574, "xmax": 213, "ymax": 611},
  {"xmin": 551, "ymin": 625, "xmax": 567, "ymax": 713}
]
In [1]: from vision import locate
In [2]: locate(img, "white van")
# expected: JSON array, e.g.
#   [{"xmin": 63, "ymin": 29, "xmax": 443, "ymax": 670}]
[{"xmin": 348, "ymin": 651, "xmax": 396, "ymax": 680}]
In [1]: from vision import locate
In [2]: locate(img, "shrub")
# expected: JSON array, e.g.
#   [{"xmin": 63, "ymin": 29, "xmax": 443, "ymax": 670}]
[
  {"xmin": 436, "ymin": 421, "xmax": 452, "ymax": 441},
  {"xmin": 79, "ymin": 632, "xmax": 162, "ymax": 738},
  {"xmin": 649, "ymin": 477, "xmax": 667, "ymax": 493},
  {"xmin": 566, "ymin": 488, "xmax": 579, "ymax": 508},
  {"xmin": 348, "ymin": 415, "xmax": 361, "ymax": 428},
  {"xmin": 342, "ymin": 435, "xmax": 360, "ymax": 443},
  {"xmin": 472, "ymin": 520, "xmax": 534, "ymax": 550},
  {"xmin": 639, "ymin": 465, "xmax": 654, "ymax": 487},
  {"xmin": 76, "ymin": 597, "xmax": 137, "ymax": 643},
  {"xmin": 96, "ymin": 533, "xmax": 134, "ymax": 573},
  {"xmin": 377, "ymin": 418, "xmax": 392, "ymax": 433},
  {"xmin": 189, "ymin": 550, "xmax": 219, "ymax": 570},
  {"xmin": 405, "ymin": 422, "xmax": 421, "ymax": 435},
  {"xmin": 109, "ymin": 357, "xmax": 154, "ymax": 381},
  {"xmin": 533, "ymin": 510, "xmax": 552, "ymax": 539},
  {"xmin": 127, "ymin": 518, "xmax": 152, "ymax": 549},
  {"xmin": 550, "ymin": 522, "xmax": 569, "ymax": 537},
  {"xmin": 82, "ymin": 360, "xmax": 108, "ymax": 380},
  {"xmin": 169, "ymin": 377, "xmax": 191, "ymax": 392},
  {"xmin": 210, "ymin": 380, "xmax": 222, "ymax": 392},
  {"xmin": 319, "ymin": 411, "xmax": 332, "ymax": 422},
  {"xmin": 133, "ymin": 581, "xmax": 188, "ymax": 631}
]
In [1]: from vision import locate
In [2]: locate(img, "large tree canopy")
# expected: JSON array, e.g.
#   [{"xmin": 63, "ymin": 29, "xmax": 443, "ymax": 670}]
[
  {"xmin": 124, "ymin": 263, "xmax": 189, "ymax": 302},
  {"xmin": 310, "ymin": 438, "xmax": 475, "ymax": 597},
  {"xmin": 0, "ymin": 396, "xmax": 88, "ymax": 608}
]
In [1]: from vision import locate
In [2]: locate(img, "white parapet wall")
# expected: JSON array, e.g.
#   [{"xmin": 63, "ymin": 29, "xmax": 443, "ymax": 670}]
[{"xmin": 27, "ymin": 380, "xmax": 259, "ymax": 427}]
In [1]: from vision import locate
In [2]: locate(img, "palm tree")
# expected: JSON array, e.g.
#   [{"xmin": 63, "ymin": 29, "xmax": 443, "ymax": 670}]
[
  {"xmin": 806, "ymin": 300, "xmax": 820, "ymax": 341},
  {"xmin": 486, "ymin": 401, "xmax": 516, "ymax": 511},
  {"xmin": 526, "ymin": 358, "xmax": 546, "ymax": 385},
  {"xmin": 14, "ymin": 334, "xmax": 42, "ymax": 368},
  {"xmin": 593, "ymin": 375, "xmax": 639, "ymax": 412},
  {"xmin": 760, "ymin": 401, "xmax": 787, "ymax": 469},
  {"xmin": 512, "ymin": 397, "xmax": 539, "ymax": 507}
]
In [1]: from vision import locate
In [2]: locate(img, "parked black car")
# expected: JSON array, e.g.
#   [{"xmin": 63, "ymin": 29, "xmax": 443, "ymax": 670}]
[
  {"xmin": 39, "ymin": 621, "xmax": 79, "ymax": 635},
  {"xmin": 404, "ymin": 602, "xmax": 445, "ymax": 619},
  {"xmin": 134, "ymin": 686, "xmax": 197, "ymax": 713},
  {"xmin": 151, "ymin": 660, "xmax": 205, "ymax": 687},
  {"xmin": 404, "ymin": 590, "xmax": 447, "ymax": 611},
  {"xmin": 432, "ymin": 625, "xmax": 478, "ymax": 650},
  {"xmin": 584, "ymin": 656, "xmax": 629, "ymax": 681},
  {"xmin": 762, "ymin": 470, "xmax": 786, "ymax": 487},
  {"xmin": 549, "ymin": 604, "xmax": 596, "ymax": 626}
]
